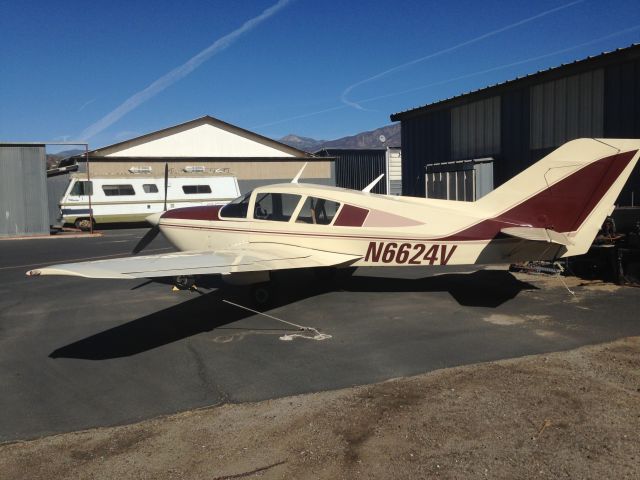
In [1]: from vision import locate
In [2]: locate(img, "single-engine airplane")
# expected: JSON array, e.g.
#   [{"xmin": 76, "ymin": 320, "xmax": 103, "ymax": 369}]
[{"xmin": 27, "ymin": 138, "xmax": 640, "ymax": 303}]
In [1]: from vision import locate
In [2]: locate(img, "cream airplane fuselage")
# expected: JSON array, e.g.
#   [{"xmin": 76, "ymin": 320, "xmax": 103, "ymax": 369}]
[
  {"xmin": 26, "ymin": 139, "xmax": 640, "ymax": 283},
  {"xmin": 157, "ymin": 138, "xmax": 640, "ymax": 269},
  {"xmin": 159, "ymin": 184, "xmax": 532, "ymax": 269}
]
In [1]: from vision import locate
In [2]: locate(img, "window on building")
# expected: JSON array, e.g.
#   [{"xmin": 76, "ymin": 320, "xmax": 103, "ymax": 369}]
[
  {"xmin": 102, "ymin": 184, "xmax": 135, "ymax": 196},
  {"xmin": 253, "ymin": 193, "xmax": 301, "ymax": 222},
  {"xmin": 220, "ymin": 191, "xmax": 251, "ymax": 219},
  {"xmin": 70, "ymin": 180, "xmax": 93, "ymax": 196},
  {"xmin": 295, "ymin": 197, "xmax": 340, "ymax": 225},
  {"xmin": 143, "ymin": 184, "xmax": 159, "ymax": 193},
  {"xmin": 182, "ymin": 185, "xmax": 212, "ymax": 194}
]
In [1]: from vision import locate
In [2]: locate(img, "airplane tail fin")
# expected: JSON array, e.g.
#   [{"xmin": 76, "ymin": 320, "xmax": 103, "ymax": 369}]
[{"xmin": 475, "ymin": 138, "xmax": 640, "ymax": 258}]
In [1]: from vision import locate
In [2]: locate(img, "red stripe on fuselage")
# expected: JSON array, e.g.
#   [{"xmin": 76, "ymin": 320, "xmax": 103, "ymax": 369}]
[{"xmin": 161, "ymin": 205, "xmax": 221, "ymax": 221}]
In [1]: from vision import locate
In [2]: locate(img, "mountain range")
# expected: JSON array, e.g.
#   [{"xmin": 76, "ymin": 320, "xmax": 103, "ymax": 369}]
[
  {"xmin": 279, "ymin": 123, "xmax": 400, "ymax": 152},
  {"xmin": 46, "ymin": 149, "xmax": 84, "ymax": 169}
]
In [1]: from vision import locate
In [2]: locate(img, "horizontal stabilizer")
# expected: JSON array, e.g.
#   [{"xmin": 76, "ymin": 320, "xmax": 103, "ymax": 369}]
[{"xmin": 501, "ymin": 227, "xmax": 573, "ymax": 246}]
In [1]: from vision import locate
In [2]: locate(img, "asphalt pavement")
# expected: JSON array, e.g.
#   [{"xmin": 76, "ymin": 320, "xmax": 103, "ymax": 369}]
[{"xmin": 1, "ymin": 228, "xmax": 639, "ymax": 442}]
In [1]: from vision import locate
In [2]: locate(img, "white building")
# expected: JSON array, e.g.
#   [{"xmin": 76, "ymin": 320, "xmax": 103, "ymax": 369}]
[{"xmin": 73, "ymin": 115, "xmax": 334, "ymax": 192}]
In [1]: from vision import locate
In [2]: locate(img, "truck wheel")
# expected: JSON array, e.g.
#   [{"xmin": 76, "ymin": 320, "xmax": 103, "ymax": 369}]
[{"xmin": 74, "ymin": 218, "xmax": 95, "ymax": 231}]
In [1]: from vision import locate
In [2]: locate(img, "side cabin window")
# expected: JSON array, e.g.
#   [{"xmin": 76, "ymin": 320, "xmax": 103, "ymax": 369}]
[
  {"xmin": 103, "ymin": 184, "xmax": 135, "ymax": 196},
  {"xmin": 182, "ymin": 185, "xmax": 212, "ymax": 194},
  {"xmin": 296, "ymin": 197, "xmax": 340, "ymax": 225},
  {"xmin": 143, "ymin": 184, "xmax": 159, "ymax": 193},
  {"xmin": 220, "ymin": 191, "xmax": 251, "ymax": 219},
  {"xmin": 253, "ymin": 193, "xmax": 301, "ymax": 222},
  {"xmin": 70, "ymin": 180, "xmax": 93, "ymax": 196}
]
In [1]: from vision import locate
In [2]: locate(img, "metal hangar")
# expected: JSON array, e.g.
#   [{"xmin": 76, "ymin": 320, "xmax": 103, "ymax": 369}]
[
  {"xmin": 315, "ymin": 147, "xmax": 402, "ymax": 195},
  {"xmin": 390, "ymin": 44, "xmax": 640, "ymax": 205}
]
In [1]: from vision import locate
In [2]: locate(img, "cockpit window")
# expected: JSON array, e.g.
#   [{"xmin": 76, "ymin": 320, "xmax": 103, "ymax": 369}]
[
  {"xmin": 253, "ymin": 193, "xmax": 301, "ymax": 222},
  {"xmin": 296, "ymin": 197, "xmax": 340, "ymax": 225},
  {"xmin": 220, "ymin": 191, "xmax": 251, "ymax": 219}
]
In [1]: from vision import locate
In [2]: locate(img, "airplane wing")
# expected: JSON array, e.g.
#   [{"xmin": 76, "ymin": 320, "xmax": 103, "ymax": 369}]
[
  {"xmin": 26, "ymin": 243, "xmax": 361, "ymax": 279},
  {"xmin": 501, "ymin": 227, "xmax": 573, "ymax": 246}
]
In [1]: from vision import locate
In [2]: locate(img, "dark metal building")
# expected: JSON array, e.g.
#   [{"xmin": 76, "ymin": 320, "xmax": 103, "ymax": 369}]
[
  {"xmin": 390, "ymin": 44, "xmax": 640, "ymax": 205},
  {"xmin": 315, "ymin": 147, "xmax": 402, "ymax": 195}
]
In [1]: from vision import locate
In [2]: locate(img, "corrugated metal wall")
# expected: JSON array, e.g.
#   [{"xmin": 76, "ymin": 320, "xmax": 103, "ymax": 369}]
[
  {"xmin": 400, "ymin": 109, "xmax": 450, "ymax": 197},
  {"xmin": 0, "ymin": 145, "xmax": 49, "ymax": 237},
  {"xmin": 397, "ymin": 45, "xmax": 640, "ymax": 205},
  {"xmin": 387, "ymin": 147, "xmax": 403, "ymax": 195},
  {"xmin": 605, "ymin": 56, "xmax": 640, "ymax": 205},
  {"xmin": 530, "ymin": 69, "xmax": 604, "ymax": 149},
  {"xmin": 46, "ymin": 174, "xmax": 72, "ymax": 226},
  {"xmin": 317, "ymin": 149, "xmax": 387, "ymax": 194},
  {"xmin": 451, "ymin": 96, "xmax": 500, "ymax": 159},
  {"xmin": 500, "ymin": 88, "xmax": 531, "ymax": 186}
]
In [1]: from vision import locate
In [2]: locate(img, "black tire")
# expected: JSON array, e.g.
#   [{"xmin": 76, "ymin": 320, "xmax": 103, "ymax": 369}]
[
  {"xmin": 175, "ymin": 275, "xmax": 196, "ymax": 290},
  {"xmin": 74, "ymin": 217, "xmax": 95, "ymax": 231},
  {"xmin": 251, "ymin": 282, "xmax": 274, "ymax": 309}
]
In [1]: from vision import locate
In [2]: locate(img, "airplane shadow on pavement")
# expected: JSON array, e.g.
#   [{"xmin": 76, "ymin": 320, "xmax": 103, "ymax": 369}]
[
  {"xmin": 344, "ymin": 269, "xmax": 537, "ymax": 308},
  {"xmin": 49, "ymin": 270, "xmax": 536, "ymax": 360}
]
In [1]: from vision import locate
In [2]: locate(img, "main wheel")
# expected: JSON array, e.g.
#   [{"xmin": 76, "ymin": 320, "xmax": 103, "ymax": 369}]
[
  {"xmin": 175, "ymin": 275, "xmax": 196, "ymax": 290},
  {"xmin": 251, "ymin": 282, "xmax": 274, "ymax": 309}
]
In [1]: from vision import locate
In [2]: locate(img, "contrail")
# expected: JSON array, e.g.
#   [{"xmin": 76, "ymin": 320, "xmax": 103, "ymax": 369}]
[
  {"xmin": 255, "ymin": 25, "xmax": 639, "ymax": 129},
  {"xmin": 357, "ymin": 25, "xmax": 640, "ymax": 106},
  {"xmin": 340, "ymin": 0, "xmax": 585, "ymax": 110},
  {"xmin": 78, "ymin": 97, "xmax": 97, "ymax": 112},
  {"xmin": 80, "ymin": 0, "xmax": 293, "ymax": 141}
]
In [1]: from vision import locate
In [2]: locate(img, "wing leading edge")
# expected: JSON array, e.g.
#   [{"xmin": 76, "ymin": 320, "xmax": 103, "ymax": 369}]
[{"xmin": 26, "ymin": 243, "xmax": 361, "ymax": 279}]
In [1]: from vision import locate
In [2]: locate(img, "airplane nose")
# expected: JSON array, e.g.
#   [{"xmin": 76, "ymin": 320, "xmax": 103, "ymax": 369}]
[{"xmin": 145, "ymin": 212, "xmax": 162, "ymax": 226}]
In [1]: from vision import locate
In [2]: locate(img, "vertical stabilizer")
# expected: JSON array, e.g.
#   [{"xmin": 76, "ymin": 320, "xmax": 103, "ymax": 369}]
[{"xmin": 474, "ymin": 138, "xmax": 640, "ymax": 257}]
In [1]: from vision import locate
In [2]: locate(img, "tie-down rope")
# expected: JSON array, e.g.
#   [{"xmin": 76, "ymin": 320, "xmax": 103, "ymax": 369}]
[{"xmin": 222, "ymin": 299, "xmax": 332, "ymax": 341}]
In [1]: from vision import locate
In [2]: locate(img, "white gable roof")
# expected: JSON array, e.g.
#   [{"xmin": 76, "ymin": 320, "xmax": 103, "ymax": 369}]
[{"xmin": 90, "ymin": 116, "xmax": 311, "ymax": 158}]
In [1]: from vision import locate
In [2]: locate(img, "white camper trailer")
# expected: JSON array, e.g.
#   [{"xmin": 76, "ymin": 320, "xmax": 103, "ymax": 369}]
[{"xmin": 59, "ymin": 174, "xmax": 240, "ymax": 229}]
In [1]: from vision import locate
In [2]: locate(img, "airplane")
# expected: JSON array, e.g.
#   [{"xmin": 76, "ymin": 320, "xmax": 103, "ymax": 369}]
[{"xmin": 27, "ymin": 138, "xmax": 640, "ymax": 305}]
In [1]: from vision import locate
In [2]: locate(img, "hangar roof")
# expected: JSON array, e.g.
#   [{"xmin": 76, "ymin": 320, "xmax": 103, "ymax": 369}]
[
  {"xmin": 86, "ymin": 115, "xmax": 314, "ymax": 159},
  {"xmin": 390, "ymin": 43, "xmax": 640, "ymax": 121}
]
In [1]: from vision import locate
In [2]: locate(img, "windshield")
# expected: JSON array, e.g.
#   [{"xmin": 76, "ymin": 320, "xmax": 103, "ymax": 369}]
[
  {"xmin": 69, "ymin": 180, "xmax": 93, "ymax": 196},
  {"xmin": 220, "ymin": 191, "xmax": 251, "ymax": 219}
]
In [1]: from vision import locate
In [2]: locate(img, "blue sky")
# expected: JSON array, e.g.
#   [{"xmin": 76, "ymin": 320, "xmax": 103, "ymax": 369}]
[{"xmin": 1, "ymin": 0, "xmax": 639, "ymax": 150}]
